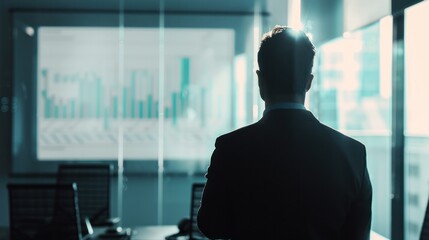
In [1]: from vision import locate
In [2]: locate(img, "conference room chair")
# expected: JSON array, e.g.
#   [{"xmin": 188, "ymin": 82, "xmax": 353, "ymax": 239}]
[
  {"xmin": 190, "ymin": 183, "xmax": 208, "ymax": 240},
  {"xmin": 57, "ymin": 164, "xmax": 114, "ymax": 227},
  {"xmin": 8, "ymin": 183, "xmax": 82, "ymax": 240}
]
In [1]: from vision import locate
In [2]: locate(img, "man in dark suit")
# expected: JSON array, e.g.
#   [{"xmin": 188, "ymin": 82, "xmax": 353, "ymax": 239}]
[{"xmin": 197, "ymin": 26, "xmax": 372, "ymax": 240}]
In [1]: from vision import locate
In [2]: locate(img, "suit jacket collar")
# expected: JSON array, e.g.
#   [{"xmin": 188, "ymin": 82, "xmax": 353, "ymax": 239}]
[
  {"xmin": 259, "ymin": 108, "xmax": 320, "ymax": 124},
  {"xmin": 263, "ymin": 102, "xmax": 306, "ymax": 116}
]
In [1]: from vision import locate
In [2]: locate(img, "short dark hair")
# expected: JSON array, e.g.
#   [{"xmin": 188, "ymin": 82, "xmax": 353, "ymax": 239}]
[{"xmin": 257, "ymin": 26, "xmax": 316, "ymax": 95}]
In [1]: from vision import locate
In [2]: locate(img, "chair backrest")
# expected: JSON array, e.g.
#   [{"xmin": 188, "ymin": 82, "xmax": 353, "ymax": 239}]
[
  {"xmin": 189, "ymin": 183, "xmax": 208, "ymax": 240},
  {"xmin": 421, "ymin": 198, "xmax": 429, "ymax": 240},
  {"xmin": 57, "ymin": 164, "xmax": 112, "ymax": 226},
  {"xmin": 8, "ymin": 183, "xmax": 82, "ymax": 240}
]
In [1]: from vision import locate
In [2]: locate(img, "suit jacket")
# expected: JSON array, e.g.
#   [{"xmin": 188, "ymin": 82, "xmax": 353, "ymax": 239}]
[{"xmin": 197, "ymin": 109, "xmax": 372, "ymax": 240}]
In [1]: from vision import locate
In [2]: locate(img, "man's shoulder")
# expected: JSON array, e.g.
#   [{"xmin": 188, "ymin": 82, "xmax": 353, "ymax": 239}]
[
  {"xmin": 215, "ymin": 122, "xmax": 261, "ymax": 147},
  {"xmin": 317, "ymin": 122, "xmax": 366, "ymax": 151},
  {"xmin": 214, "ymin": 117, "xmax": 365, "ymax": 152}
]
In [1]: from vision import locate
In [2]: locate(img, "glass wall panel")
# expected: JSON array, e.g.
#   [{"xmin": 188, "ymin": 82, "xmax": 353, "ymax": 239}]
[
  {"xmin": 308, "ymin": 17, "xmax": 392, "ymax": 238},
  {"xmin": 161, "ymin": 15, "xmax": 235, "ymax": 225},
  {"xmin": 404, "ymin": 1, "xmax": 429, "ymax": 239},
  {"xmin": 119, "ymin": 11, "xmax": 160, "ymax": 227},
  {"xmin": 119, "ymin": 4, "xmax": 268, "ymax": 229},
  {"xmin": 158, "ymin": 11, "xmax": 267, "ymax": 226}
]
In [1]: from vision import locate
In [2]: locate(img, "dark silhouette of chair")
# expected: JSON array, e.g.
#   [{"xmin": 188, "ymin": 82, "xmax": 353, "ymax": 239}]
[
  {"xmin": 57, "ymin": 164, "xmax": 113, "ymax": 227},
  {"xmin": 189, "ymin": 183, "xmax": 208, "ymax": 240},
  {"xmin": 421, "ymin": 198, "xmax": 429, "ymax": 240},
  {"xmin": 8, "ymin": 183, "xmax": 82, "ymax": 240}
]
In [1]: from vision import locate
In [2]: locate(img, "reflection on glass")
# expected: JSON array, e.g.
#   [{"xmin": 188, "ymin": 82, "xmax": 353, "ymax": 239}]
[
  {"xmin": 36, "ymin": 27, "xmax": 234, "ymax": 161},
  {"xmin": 162, "ymin": 29, "xmax": 234, "ymax": 161},
  {"xmin": 405, "ymin": 1, "xmax": 429, "ymax": 239},
  {"xmin": 308, "ymin": 17, "xmax": 392, "ymax": 237}
]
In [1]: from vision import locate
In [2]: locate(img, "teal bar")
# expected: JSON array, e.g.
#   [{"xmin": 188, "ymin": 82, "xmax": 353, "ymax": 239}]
[
  {"xmin": 181, "ymin": 58, "xmax": 190, "ymax": 112},
  {"xmin": 80, "ymin": 103, "xmax": 85, "ymax": 118},
  {"xmin": 85, "ymin": 77, "xmax": 90, "ymax": 118},
  {"xmin": 181, "ymin": 58, "xmax": 190, "ymax": 92},
  {"xmin": 104, "ymin": 108, "xmax": 109, "ymax": 130},
  {"xmin": 87, "ymin": 79, "xmax": 93, "ymax": 118},
  {"xmin": 165, "ymin": 107, "xmax": 170, "ymax": 118},
  {"xmin": 113, "ymin": 96, "xmax": 118, "ymax": 118},
  {"xmin": 79, "ymin": 77, "xmax": 84, "ymax": 118},
  {"xmin": 177, "ymin": 91, "xmax": 182, "ymax": 116},
  {"xmin": 54, "ymin": 105, "xmax": 59, "ymax": 118},
  {"xmin": 139, "ymin": 100, "xmax": 144, "ymax": 119},
  {"xmin": 155, "ymin": 101, "xmax": 159, "ymax": 118},
  {"xmin": 123, "ymin": 88, "xmax": 128, "ymax": 118},
  {"xmin": 71, "ymin": 100, "xmax": 75, "ymax": 119},
  {"xmin": 90, "ymin": 80, "xmax": 95, "ymax": 118},
  {"xmin": 131, "ymin": 72, "xmax": 136, "ymax": 118},
  {"xmin": 147, "ymin": 95, "xmax": 153, "ymax": 118},
  {"xmin": 172, "ymin": 93, "xmax": 177, "ymax": 125},
  {"xmin": 96, "ymin": 78, "xmax": 102, "ymax": 118},
  {"xmin": 45, "ymin": 96, "xmax": 51, "ymax": 118},
  {"xmin": 100, "ymin": 83, "xmax": 104, "ymax": 119},
  {"xmin": 85, "ymin": 81, "xmax": 89, "ymax": 118}
]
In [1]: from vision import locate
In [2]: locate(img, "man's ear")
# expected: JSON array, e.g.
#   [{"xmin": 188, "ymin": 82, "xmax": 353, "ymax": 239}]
[
  {"xmin": 305, "ymin": 74, "xmax": 314, "ymax": 92},
  {"xmin": 256, "ymin": 70, "xmax": 262, "ymax": 86},
  {"xmin": 256, "ymin": 70, "xmax": 266, "ymax": 101}
]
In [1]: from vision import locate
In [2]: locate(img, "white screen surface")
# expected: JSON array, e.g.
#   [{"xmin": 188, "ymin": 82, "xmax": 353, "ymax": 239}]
[{"xmin": 37, "ymin": 27, "xmax": 234, "ymax": 160}]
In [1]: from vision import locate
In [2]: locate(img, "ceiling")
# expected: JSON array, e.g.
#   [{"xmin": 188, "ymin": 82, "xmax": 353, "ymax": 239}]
[{"xmin": 3, "ymin": 0, "xmax": 270, "ymax": 14}]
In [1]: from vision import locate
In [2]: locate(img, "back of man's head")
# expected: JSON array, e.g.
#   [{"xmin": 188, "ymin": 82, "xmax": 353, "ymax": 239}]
[{"xmin": 257, "ymin": 26, "xmax": 316, "ymax": 97}]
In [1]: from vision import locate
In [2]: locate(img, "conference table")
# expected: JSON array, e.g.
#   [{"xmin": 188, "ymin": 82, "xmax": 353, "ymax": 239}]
[
  {"xmin": 0, "ymin": 225, "xmax": 390, "ymax": 240},
  {"xmin": 104, "ymin": 226, "xmax": 389, "ymax": 240},
  {"xmin": 131, "ymin": 225, "xmax": 179, "ymax": 239},
  {"xmin": 93, "ymin": 226, "xmax": 389, "ymax": 240},
  {"xmin": 93, "ymin": 225, "xmax": 179, "ymax": 240}
]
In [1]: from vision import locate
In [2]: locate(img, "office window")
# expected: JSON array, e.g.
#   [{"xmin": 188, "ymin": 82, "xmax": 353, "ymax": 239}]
[
  {"xmin": 308, "ymin": 16, "xmax": 392, "ymax": 238},
  {"xmin": 405, "ymin": 1, "xmax": 429, "ymax": 239}
]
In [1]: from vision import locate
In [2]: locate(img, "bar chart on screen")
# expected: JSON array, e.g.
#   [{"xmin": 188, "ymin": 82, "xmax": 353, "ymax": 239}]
[{"xmin": 37, "ymin": 27, "xmax": 234, "ymax": 160}]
